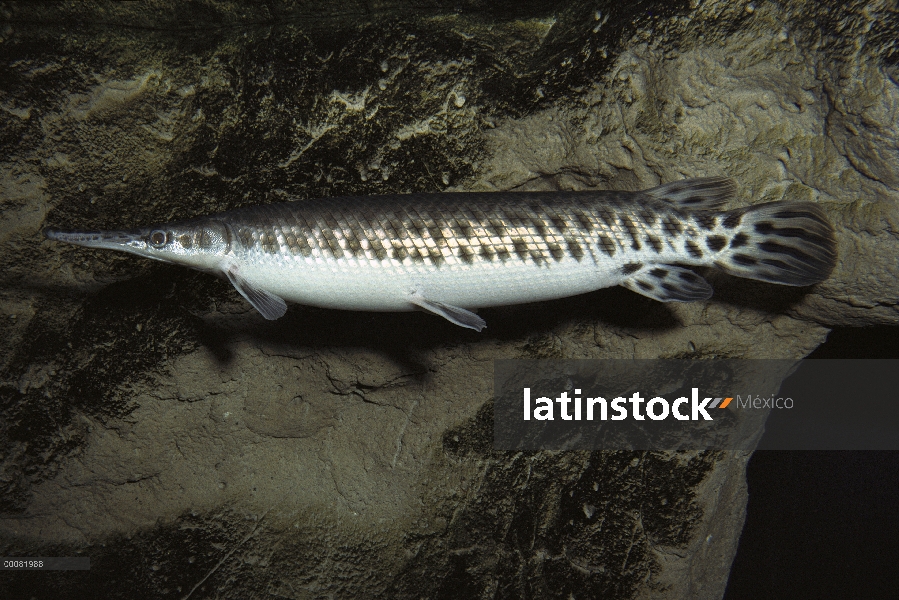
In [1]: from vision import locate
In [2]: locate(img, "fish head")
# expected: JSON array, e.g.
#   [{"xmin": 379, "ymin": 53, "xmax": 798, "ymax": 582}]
[{"xmin": 44, "ymin": 219, "xmax": 231, "ymax": 271}]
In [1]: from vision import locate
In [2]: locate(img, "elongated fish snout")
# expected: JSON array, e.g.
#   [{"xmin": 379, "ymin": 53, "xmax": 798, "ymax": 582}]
[
  {"xmin": 43, "ymin": 227, "xmax": 134, "ymax": 245},
  {"xmin": 43, "ymin": 227, "xmax": 145, "ymax": 251},
  {"xmin": 43, "ymin": 224, "xmax": 215, "ymax": 267}
]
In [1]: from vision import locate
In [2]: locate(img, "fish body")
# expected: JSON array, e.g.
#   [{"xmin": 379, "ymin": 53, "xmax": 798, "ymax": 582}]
[{"xmin": 44, "ymin": 178, "xmax": 837, "ymax": 331}]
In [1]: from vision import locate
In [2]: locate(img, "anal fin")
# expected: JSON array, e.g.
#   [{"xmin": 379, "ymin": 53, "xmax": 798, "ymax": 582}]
[
  {"xmin": 621, "ymin": 265, "xmax": 713, "ymax": 303},
  {"xmin": 409, "ymin": 291, "xmax": 486, "ymax": 332},
  {"xmin": 225, "ymin": 264, "xmax": 288, "ymax": 320}
]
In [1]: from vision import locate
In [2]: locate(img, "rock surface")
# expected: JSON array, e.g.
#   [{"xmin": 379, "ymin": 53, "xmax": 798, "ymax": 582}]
[{"xmin": 0, "ymin": 0, "xmax": 896, "ymax": 598}]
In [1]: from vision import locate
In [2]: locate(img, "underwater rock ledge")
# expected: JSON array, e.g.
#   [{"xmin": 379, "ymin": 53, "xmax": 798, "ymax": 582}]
[{"xmin": 1, "ymin": 1, "xmax": 896, "ymax": 598}]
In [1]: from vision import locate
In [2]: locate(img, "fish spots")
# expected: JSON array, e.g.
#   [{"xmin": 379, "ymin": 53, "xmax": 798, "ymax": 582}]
[
  {"xmin": 637, "ymin": 280, "xmax": 654, "ymax": 291},
  {"xmin": 597, "ymin": 234, "xmax": 616, "ymax": 257},
  {"xmin": 345, "ymin": 231, "xmax": 362, "ymax": 254},
  {"xmin": 574, "ymin": 211, "xmax": 594, "ymax": 232},
  {"xmin": 526, "ymin": 201, "xmax": 545, "ymax": 214},
  {"xmin": 487, "ymin": 219, "xmax": 507, "ymax": 238},
  {"xmin": 373, "ymin": 244, "xmax": 389, "ymax": 261},
  {"xmin": 754, "ymin": 220, "xmax": 824, "ymax": 244},
  {"xmin": 722, "ymin": 211, "xmax": 744, "ymax": 229},
  {"xmin": 598, "ymin": 210, "xmax": 616, "ymax": 230},
  {"xmin": 622, "ymin": 262, "xmax": 643, "ymax": 275},
  {"xmin": 231, "ymin": 198, "xmax": 748, "ymax": 283},
  {"xmin": 619, "ymin": 215, "xmax": 641, "ymax": 250},
  {"xmin": 679, "ymin": 270, "xmax": 702, "ymax": 284},
  {"xmin": 732, "ymin": 253, "xmax": 757, "ymax": 266},
  {"xmin": 649, "ymin": 267, "xmax": 668, "ymax": 278},
  {"xmin": 548, "ymin": 242, "xmax": 565, "ymax": 261},
  {"xmin": 179, "ymin": 234, "xmax": 192, "ymax": 249},
  {"xmin": 429, "ymin": 248, "xmax": 446, "ymax": 266},
  {"xmin": 453, "ymin": 220, "xmax": 475, "ymax": 239},
  {"xmin": 758, "ymin": 240, "xmax": 810, "ymax": 261},
  {"xmin": 531, "ymin": 222, "xmax": 549, "ymax": 239},
  {"xmin": 685, "ymin": 240, "xmax": 704, "ymax": 259},
  {"xmin": 662, "ymin": 215, "xmax": 683, "ymax": 236},
  {"xmin": 761, "ymin": 258, "xmax": 791, "ymax": 271},
  {"xmin": 705, "ymin": 235, "xmax": 727, "ymax": 252},
  {"xmin": 639, "ymin": 209, "xmax": 658, "ymax": 227},
  {"xmin": 410, "ymin": 219, "xmax": 428, "ymax": 240},
  {"xmin": 323, "ymin": 233, "xmax": 342, "ymax": 258},
  {"xmin": 408, "ymin": 245, "xmax": 425, "ymax": 263},
  {"xmin": 512, "ymin": 238, "xmax": 530, "ymax": 261},
  {"xmin": 730, "ymin": 232, "xmax": 749, "ymax": 248},
  {"xmin": 694, "ymin": 214, "xmax": 717, "ymax": 231},
  {"xmin": 416, "ymin": 245, "xmax": 432, "ymax": 262},
  {"xmin": 392, "ymin": 243, "xmax": 408, "ymax": 261},
  {"xmin": 661, "ymin": 282, "xmax": 680, "ymax": 294},
  {"xmin": 505, "ymin": 212, "xmax": 526, "ymax": 229},
  {"xmin": 565, "ymin": 237, "xmax": 586, "ymax": 261},
  {"xmin": 322, "ymin": 213, "xmax": 340, "ymax": 232},
  {"xmin": 383, "ymin": 218, "xmax": 403, "ymax": 241},
  {"xmin": 428, "ymin": 224, "xmax": 445, "ymax": 243}
]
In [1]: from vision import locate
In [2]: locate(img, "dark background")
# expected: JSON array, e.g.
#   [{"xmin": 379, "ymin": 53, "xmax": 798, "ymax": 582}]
[{"xmin": 725, "ymin": 327, "xmax": 899, "ymax": 600}]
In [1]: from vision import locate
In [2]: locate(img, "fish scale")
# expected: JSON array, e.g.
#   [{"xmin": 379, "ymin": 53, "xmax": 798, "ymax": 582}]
[
  {"xmin": 44, "ymin": 177, "xmax": 837, "ymax": 331},
  {"xmin": 229, "ymin": 192, "xmax": 677, "ymax": 268}
]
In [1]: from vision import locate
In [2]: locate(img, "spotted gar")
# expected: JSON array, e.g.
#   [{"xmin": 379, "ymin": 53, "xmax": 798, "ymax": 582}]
[{"xmin": 44, "ymin": 177, "xmax": 837, "ymax": 331}]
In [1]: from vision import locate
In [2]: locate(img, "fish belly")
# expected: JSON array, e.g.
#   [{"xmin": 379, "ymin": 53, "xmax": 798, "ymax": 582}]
[{"xmin": 241, "ymin": 255, "xmax": 624, "ymax": 312}]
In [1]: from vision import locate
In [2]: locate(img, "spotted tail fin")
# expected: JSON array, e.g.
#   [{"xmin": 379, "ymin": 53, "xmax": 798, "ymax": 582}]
[{"xmin": 714, "ymin": 202, "xmax": 837, "ymax": 286}]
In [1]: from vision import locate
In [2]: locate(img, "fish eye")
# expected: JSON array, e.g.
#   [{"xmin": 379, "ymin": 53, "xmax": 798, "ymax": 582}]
[{"xmin": 149, "ymin": 230, "xmax": 168, "ymax": 248}]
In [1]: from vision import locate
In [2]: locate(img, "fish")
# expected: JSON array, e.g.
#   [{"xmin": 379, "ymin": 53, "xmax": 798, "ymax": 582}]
[{"xmin": 43, "ymin": 177, "xmax": 837, "ymax": 331}]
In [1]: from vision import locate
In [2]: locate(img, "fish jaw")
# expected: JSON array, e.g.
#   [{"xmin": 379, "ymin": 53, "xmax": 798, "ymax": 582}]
[
  {"xmin": 44, "ymin": 227, "xmax": 147, "ymax": 252},
  {"xmin": 43, "ymin": 220, "xmax": 232, "ymax": 270}
]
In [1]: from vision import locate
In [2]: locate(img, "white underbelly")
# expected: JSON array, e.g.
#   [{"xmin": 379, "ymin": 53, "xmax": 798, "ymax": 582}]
[{"xmin": 237, "ymin": 254, "xmax": 627, "ymax": 312}]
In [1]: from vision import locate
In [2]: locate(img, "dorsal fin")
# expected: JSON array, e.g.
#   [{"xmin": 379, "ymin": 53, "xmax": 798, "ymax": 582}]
[{"xmin": 643, "ymin": 177, "xmax": 736, "ymax": 211}]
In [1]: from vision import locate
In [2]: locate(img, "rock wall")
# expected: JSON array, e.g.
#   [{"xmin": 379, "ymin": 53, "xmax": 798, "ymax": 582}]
[{"xmin": 1, "ymin": 1, "xmax": 896, "ymax": 598}]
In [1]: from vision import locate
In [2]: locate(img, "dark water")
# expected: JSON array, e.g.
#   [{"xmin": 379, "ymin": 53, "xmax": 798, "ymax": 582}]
[{"xmin": 725, "ymin": 327, "xmax": 899, "ymax": 599}]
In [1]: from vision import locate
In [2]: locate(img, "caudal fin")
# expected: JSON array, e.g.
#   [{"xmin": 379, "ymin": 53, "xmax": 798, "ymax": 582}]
[{"xmin": 714, "ymin": 202, "xmax": 837, "ymax": 286}]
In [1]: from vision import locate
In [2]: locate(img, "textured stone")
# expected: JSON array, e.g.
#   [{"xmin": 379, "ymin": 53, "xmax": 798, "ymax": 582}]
[{"xmin": 0, "ymin": 1, "xmax": 896, "ymax": 598}]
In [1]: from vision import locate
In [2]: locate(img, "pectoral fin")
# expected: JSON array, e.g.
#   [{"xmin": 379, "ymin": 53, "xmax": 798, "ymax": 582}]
[
  {"xmin": 409, "ymin": 291, "xmax": 486, "ymax": 332},
  {"xmin": 621, "ymin": 265, "xmax": 713, "ymax": 302},
  {"xmin": 225, "ymin": 264, "xmax": 288, "ymax": 320}
]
